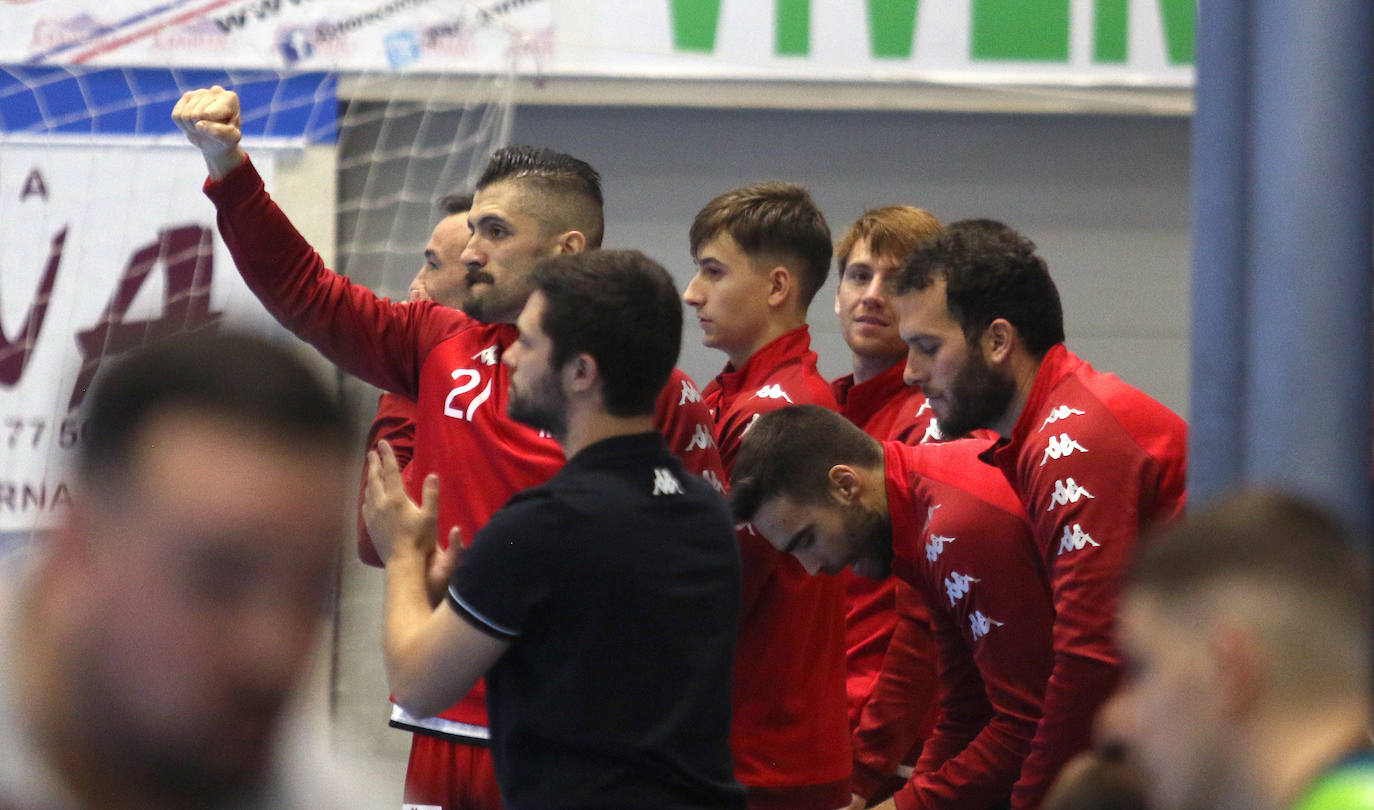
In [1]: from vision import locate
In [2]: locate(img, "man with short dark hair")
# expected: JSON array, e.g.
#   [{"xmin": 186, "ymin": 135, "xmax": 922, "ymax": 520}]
[
  {"xmin": 895, "ymin": 219, "xmax": 1188, "ymax": 809},
  {"xmin": 173, "ymin": 86, "xmax": 725, "ymax": 810},
  {"xmin": 684, "ymin": 182, "xmax": 849, "ymax": 809},
  {"xmin": 0, "ymin": 332, "xmax": 357, "ymax": 810},
  {"xmin": 1098, "ymin": 491, "xmax": 1372, "ymax": 810},
  {"xmin": 368, "ymin": 250, "xmax": 745, "ymax": 810},
  {"xmin": 729, "ymin": 404, "xmax": 1054, "ymax": 810}
]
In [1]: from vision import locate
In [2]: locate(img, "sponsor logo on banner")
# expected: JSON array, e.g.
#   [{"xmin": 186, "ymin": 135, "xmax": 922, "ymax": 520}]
[{"xmin": 0, "ymin": 144, "xmax": 279, "ymax": 532}]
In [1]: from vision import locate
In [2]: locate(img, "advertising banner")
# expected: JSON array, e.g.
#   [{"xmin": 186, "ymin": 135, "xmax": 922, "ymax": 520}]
[
  {"xmin": 3, "ymin": 0, "xmax": 1194, "ymax": 86},
  {"xmin": 0, "ymin": 142, "xmax": 281, "ymax": 532}
]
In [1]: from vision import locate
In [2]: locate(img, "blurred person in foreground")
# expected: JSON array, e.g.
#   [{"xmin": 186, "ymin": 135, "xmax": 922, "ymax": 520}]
[
  {"xmin": 1099, "ymin": 490, "xmax": 1373, "ymax": 810},
  {"xmin": 0, "ymin": 332, "xmax": 356, "ymax": 810}
]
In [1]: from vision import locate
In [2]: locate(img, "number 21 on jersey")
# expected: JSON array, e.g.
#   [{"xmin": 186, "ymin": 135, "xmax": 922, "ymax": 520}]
[{"xmin": 444, "ymin": 368, "xmax": 494, "ymax": 421}]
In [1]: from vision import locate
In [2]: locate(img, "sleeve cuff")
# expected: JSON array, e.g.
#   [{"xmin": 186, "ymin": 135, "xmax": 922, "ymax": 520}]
[
  {"xmin": 202, "ymin": 152, "xmax": 261, "ymax": 205},
  {"xmin": 445, "ymin": 586, "xmax": 519, "ymax": 641},
  {"xmin": 891, "ymin": 784, "xmax": 919, "ymax": 810}
]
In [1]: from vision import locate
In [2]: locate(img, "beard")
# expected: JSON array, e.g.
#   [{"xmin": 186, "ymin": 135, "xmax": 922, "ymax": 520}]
[
  {"xmin": 459, "ymin": 272, "xmax": 529, "ymax": 324},
  {"xmin": 844, "ymin": 502, "xmax": 894, "ymax": 580},
  {"xmin": 936, "ymin": 348, "xmax": 1017, "ymax": 438},
  {"xmin": 70, "ymin": 639, "xmax": 277, "ymax": 806},
  {"xmin": 507, "ymin": 368, "xmax": 568, "ymax": 438}
]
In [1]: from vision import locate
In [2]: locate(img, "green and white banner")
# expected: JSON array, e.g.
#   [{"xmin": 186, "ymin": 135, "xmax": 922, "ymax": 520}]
[{"xmin": 5, "ymin": 0, "xmax": 1193, "ymax": 86}]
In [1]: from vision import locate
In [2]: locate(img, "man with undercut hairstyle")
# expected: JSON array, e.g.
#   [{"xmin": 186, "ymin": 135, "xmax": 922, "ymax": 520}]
[
  {"xmin": 369, "ymin": 250, "xmax": 745, "ymax": 810},
  {"xmin": 729, "ymin": 405, "xmax": 1054, "ymax": 810},
  {"xmin": 174, "ymin": 86, "xmax": 725, "ymax": 810},
  {"xmin": 357, "ymin": 190, "xmax": 474, "ymax": 568},
  {"xmin": 894, "ymin": 219, "xmax": 1187, "ymax": 810},
  {"xmin": 830, "ymin": 206, "xmax": 946, "ymax": 803},
  {"xmin": 683, "ymin": 182, "xmax": 849, "ymax": 809},
  {"xmin": 1098, "ymin": 491, "xmax": 1372, "ymax": 810}
]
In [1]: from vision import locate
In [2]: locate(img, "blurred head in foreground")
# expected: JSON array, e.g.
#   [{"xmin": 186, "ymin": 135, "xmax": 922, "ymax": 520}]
[
  {"xmin": 7, "ymin": 331, "xmax": 353, "ymax": 810},
  {"xmin": 1099, "ymin": 490, "xmax": 1371, "ymax": 810}
]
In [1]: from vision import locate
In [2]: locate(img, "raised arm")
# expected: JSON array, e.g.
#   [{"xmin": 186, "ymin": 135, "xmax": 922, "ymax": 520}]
[{"xmin": 173, "ymin": 86, "xmax": 461, "ymax": 398}]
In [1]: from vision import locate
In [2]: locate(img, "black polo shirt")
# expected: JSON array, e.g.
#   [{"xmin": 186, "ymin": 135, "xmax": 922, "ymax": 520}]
[{"xmin": 447, "ymin": 431, "xmax": 745, "ymax": 810}]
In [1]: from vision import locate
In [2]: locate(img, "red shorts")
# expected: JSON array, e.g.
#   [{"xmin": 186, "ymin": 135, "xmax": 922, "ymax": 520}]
[
  {"xmin": 402, "ymin": 734, "xmax": 503, "ymax": 810},
  {"xmin": 746, "ymin": 779, "xmax": 852, "ymax": 810}
]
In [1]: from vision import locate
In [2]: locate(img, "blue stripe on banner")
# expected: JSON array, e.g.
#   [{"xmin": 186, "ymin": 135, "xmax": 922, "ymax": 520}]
[{"xmin": 0, "ymin": 66, "xmax": 337, "ymax": 142}]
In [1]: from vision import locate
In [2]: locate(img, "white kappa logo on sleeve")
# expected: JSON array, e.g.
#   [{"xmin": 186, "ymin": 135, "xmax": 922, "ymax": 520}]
[
  {"xmin": 679, "ymin": 379, "xmax": 703, "ymax": 405},
  {"xmin": 685, "ymin": 423, "xmax": 715, "ymax": 451},
  {"xmin": 1057, "ymin": 523, "xmax": 1100, "ymax": 555},
  {"xmin": 970, "ymin": 610, "xmax": 1004, "ymax": 641},
  {"xmin": 1047, "ymin": 478, "xmax": 1094, "ymax": 511},
  {"xmin": 944, "ymin": 572, "xmax": 980, "ymax": 605},
  {"xmin": 1039, "ymin": 404, "xmax": 1086, "ymax": 431},
  {"xmin": 1041, "ymin": 433, "xmax": 1088, "ymax": 466},
  {"xmin": 925, "ymin": 534, "xmax": 954, "ymax": 562}
]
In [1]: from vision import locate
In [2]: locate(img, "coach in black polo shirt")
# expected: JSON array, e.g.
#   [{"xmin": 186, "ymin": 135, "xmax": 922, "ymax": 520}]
[{"xmin": 366, "ymin": 249, "xmax": 745, "ymax": 810}]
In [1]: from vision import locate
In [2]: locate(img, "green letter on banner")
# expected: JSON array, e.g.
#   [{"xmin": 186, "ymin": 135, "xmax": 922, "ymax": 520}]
[
  {"xmin": 1159, "ymin": 0, "xmax": 1195, "ymax": 64},
  {"xmin": 867, "ymin": 0, "xmax": 919, "ymax": 59},
  {"xmin": 776, "ymin": 0, "xmax": 810, "ymax": 55},
  {"xmin": 670, "ymin": 0, "xmax": 721, "ymax": 52},
  {"xmin": 1094, "ymin": 0, "xmax": 1194, "ymax": 64},
  {"xmin": 1094, "ymin": 0, "xmax": 1127, "ymax": 62},
  {"xmin": 971, "ymin": 0, "xmax": 1069, "ymax": 62}
]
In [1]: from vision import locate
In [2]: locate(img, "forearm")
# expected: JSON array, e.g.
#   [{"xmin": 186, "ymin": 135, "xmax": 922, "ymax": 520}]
[
  {"xmin": 851, "ymin": 593, "xmax": 939, "ymax": 799},
  {"xmin": 205, "ymin": 158, "xmax": 430, "ymax": 397},
  {"xmin": 383, "ymin": 551, "xmax": 451, "ymax": 717}
]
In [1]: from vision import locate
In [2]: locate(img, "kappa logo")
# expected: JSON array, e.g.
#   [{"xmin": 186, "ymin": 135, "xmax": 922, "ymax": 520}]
[
  {"xmin": 920, "ymin": 419, "xmax": 943, "ymax": 444},
  {"xmin": 970, "ymin": 610, "xmax": 1004, "ymax": 641},
  {"xmin": 1041, "ymin": 433, "xmax": 1088, "ymax": 466},
  {"xmin": 926, "ymin": 534, "xmax": 954, "ymax": 562},
  {"xmin": 1057, "ymin": 523, "xmax": 1100, "ymax": 555},
  {"xmin": 1039, "ymin": 404, "xmax": 1086, "ymax": 431},
  {"xmin": 472, "ymin": 345, "xmax": 499, "ymax": 366},
  {"xmin": 651, "ymin": 468, "xmax": 684, "ymax": 496},
  {"xmin": 924, "ymin": 504, "xmax": 941, "ymax": 532},
  {"xmin": 702, "ymin": 469, "xmax": 726, "ymax": 494},
  {"xmin": 753, "ymin": 384, "xmax": 793, "ymax": 403},
  {"xmin": 1047, "ymin": 477, "xmax": 1094, "ymax": 512},
  {"xmin": 679, "ymin": 379, "xmax": 703, "ymax": 405},
  {"xmin": 944, "ymin": 571, "xmax": 980, "ymax": 605},
  {"xmin": 685, "ymin": 423, "xmax": 716, "ymax": 452},
  {"xmin": 915, "ymin": 399, "xmax": 932, "ymax": 417}
]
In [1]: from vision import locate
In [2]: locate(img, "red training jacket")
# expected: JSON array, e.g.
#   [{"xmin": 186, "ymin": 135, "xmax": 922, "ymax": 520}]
[{"xmin": 705, "ymin": 326, "xmax": 850, "ymax": 790}]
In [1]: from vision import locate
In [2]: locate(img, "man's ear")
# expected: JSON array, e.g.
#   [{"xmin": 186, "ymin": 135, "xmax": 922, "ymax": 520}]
[
  {"xmin": 766, "ymin": 266, "xmax": 794, "ymax": 309},
  {"xmin": 554, "ymin": 230, "xmax": 587, "ymax": 256},
  {"xmin": 563, "ymin": 352, "xmax": 599, "ymax": 395},
  {"xmin": 983, "ymin": 318, "xmax": 1018, "ymax": 366},
  {"xmin": 827, "ymin": 464, "xmax": 864, "ymax": 505}
]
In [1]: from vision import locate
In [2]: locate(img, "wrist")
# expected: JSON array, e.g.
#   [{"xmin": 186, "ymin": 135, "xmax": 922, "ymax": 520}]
[{"xmin": 206, "ymin": 146, "xmax": 247, "ymax": 182}]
